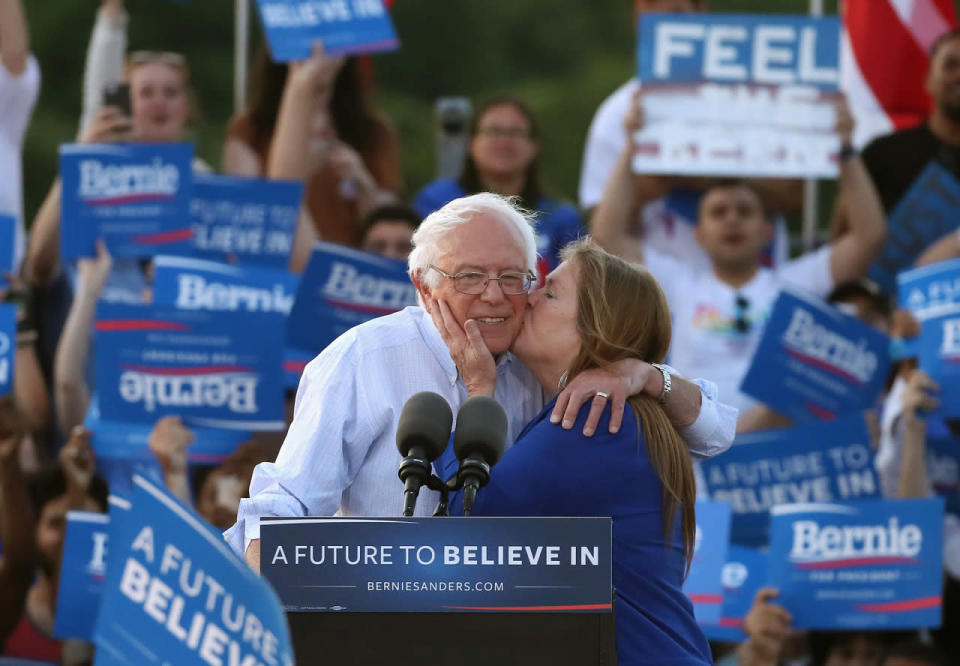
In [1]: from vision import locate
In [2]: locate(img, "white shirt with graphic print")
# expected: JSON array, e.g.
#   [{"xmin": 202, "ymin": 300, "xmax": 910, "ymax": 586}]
[{"xmin": 644, "ymin": 245, "xmax": 835, "ymax": 415}]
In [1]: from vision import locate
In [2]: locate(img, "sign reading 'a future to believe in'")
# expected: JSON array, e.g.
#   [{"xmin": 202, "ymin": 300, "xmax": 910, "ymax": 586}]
[
  {"xmin": 701, "ymin": 414, "xmax": 880, "ymax": 547},
  {"xmin": 898, "ymin": 258, "xmax": 960, "ymax": 419},
  {"xmin": 261, "ymin": 517, "xmax": 612, "ymax": 613}
]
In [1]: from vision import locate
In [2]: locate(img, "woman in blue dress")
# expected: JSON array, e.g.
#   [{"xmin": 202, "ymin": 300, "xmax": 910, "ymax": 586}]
[{"xmin": 437, "ymin": 238, "xmax": 711, "ymax": 665}]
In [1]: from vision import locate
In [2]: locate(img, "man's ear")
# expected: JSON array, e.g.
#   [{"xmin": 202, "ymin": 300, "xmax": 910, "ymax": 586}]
[{"xmin": 412, "ymin": 273, "xmax": 434, "ymax": 313}]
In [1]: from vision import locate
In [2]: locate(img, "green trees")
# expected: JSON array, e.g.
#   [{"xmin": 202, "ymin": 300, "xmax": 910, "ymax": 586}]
[{"xmin": 21, "ymin": 0, "xmax": 833, "ymax": 222}]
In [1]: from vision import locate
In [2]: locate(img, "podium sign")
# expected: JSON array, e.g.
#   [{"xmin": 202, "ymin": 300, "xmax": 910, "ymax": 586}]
[{"xmin": 261, "ymin": 517, "xmax": 612, "ymax": 613}]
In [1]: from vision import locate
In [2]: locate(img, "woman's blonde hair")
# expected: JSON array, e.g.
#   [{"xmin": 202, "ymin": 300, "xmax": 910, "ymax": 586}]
[
  {"xmin": 124, "ymin": 51, "xmax": 191, "ymax": 84},
  {"xmin": 561, "ymin": 237, "xmax": 697, "ymax": 569}
]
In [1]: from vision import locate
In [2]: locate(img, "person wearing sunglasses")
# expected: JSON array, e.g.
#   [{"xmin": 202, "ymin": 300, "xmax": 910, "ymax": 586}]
[
  {"xmin": 228, "ymin": 193, "xmax": 738, "ymax": 572},
  {"xmin": 414, "ymin": 96, "xmax": 584, "ymax": 283},
  {"xmin": 593, "ymin": 94, "xmax": 887, "ymax": 416}
]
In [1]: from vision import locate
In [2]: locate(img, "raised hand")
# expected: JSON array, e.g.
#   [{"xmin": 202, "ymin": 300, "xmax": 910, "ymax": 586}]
[
  {"xmin": 287, "ymin": 40, "xmax": 345, "ymax": 106},
  {"xmin": 60, "ymin": 425, "xmax": 96, "ymax": 496},
  {"xmin": 148, "ymin": 415, "xmax": 195, "ymax": 476},
  {"xmin": 77, "ymin": 239, "xmax": 113, "ymax": 298},
  {"xmin": 429, "ymin": 297, "xmax": 496, "ymax": 398},
  {"xmin": 0, "ymin": 398, "xmax": 24, "ymax": 463},
  {"xmin": 835, "ymin": 93, "xmax": 855, "ymax": 146},
  {"xmin": 902, "ymin": 369, "xmax": 940, "ymax": 424},
  {"xmin": 80, "ymin": 106, "xmax": 132, "ymax": 144}
]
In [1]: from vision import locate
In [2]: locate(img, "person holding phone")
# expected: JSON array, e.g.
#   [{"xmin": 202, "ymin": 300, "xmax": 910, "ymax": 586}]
[
  {"xmin": 25, "ymin": 0, "xmax": 204, "ymax": 288},
  {"xmin": 23, "ymin": 0, "xmax": 206, "ymax": 441}
]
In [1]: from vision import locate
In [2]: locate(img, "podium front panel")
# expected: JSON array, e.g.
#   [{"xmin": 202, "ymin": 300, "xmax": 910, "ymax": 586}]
[{"xmin": 261, "ymin": 516, "xmax": 612, "ymax": 613}]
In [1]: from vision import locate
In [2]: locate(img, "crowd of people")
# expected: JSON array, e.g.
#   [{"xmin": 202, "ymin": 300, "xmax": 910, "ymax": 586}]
[{"xmin": 1, "ymin": 0, "xmax": 959, "ymax": 663}]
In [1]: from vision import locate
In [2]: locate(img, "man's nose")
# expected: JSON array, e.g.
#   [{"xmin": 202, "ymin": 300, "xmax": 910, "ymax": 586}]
[{"xmin": 479, "ymin": 278, "xmax": 506, "ymax": 303}]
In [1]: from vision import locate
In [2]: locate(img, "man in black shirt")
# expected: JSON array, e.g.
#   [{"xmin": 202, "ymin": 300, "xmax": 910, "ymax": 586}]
[
  {"xmin": 830, "ymin": 28, "xmax": 960, "ymax": 290},
  {"xmin": 860, "ymin": 28, "xmax": 960, "ymax": 213}
]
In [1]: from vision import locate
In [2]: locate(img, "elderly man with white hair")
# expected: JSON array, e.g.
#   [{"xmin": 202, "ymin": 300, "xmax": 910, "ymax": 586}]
[{"xmin": 227, "ymin": 193, "xmax": 737, "ymax": 570}]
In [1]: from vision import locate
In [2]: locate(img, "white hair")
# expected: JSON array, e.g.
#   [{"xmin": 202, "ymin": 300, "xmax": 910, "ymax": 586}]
[{"xmin": 407, "ymin": 192, "xmax": 538, "ymax": 289}]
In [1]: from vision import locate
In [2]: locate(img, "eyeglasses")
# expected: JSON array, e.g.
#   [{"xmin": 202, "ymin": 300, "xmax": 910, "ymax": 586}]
[
  {"xmin": 127, "ymin": 51, "xmax": 187, "ymax": 68},
  {"xmin": 734, "ymin": 295, "xmax": 751, "ymax": 334},
  {"xmin": 429, "ymin": 265, "xmax": 535, "ymax": 295},
  {"xmin": 475, "ymin": 126, "xmax": 531, "ymax": 140}
]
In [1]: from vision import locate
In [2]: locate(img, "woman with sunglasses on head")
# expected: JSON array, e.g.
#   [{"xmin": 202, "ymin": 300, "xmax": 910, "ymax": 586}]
[
  {"xmin": 224, "ymin": 44, "xmax": 402, "ymax": 272},
  {"xmin": 26, "ymin": 0, "xmax": 206, "ymax": 289},
  {"xmin": 414, "ymin": 96, "xmax": 584, "ymax": 283},
  {"xmin": 438, "ymin": 238, "xmax": 711, "ymax": 665},
  {"xmin": 24, "ymin": 0, "xmax": 205, "ymax": 439}
]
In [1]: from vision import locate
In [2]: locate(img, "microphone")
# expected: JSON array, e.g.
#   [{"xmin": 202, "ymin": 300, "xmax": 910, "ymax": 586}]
[
  {"xmin": 396, "ymin": 392, "xmax": 453, "ymax": 517},
  {"xmin": 453, "ymin": 396, "xmax": 507, "ymax": 516}
]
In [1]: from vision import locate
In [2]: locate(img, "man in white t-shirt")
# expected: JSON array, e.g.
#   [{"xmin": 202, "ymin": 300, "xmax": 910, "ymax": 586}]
[
  {"xmin": 0, "ymin": 0, "xmax": 39, "ymax": 272},
  {"xmin": 593, "ymin": 98, "xmax": 887, "ymax": 416},
  {"xmin": 579, "ymin": 0, "xmax": 799, "ymax": 272}
]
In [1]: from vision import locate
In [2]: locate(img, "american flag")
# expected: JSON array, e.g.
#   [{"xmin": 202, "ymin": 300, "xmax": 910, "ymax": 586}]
[{"xmin": 842, "ymin": 0, "xmax": 958, "ymax": 147}]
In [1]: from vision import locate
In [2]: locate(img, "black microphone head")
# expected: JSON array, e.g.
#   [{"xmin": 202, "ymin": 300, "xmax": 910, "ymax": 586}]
[
  {"xmin": 453, "ymin": 396, "xmax": 508, "ymax": 465},
  {"xmin": 396, "ymin": 392, "xmax": 453, "ymax": 461}
]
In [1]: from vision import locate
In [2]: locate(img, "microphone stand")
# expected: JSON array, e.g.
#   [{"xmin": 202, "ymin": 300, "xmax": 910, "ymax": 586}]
[
  {"xmin": 430, "ymin": 474, "xmax": 465, "ymax": 517},
  {"xmin": 419, "ymin": 474, "xmax": 449, "ymax": 517},
  {"xmin": 401, "ymin": 473, "xmax": 462, "ymax": 518}
]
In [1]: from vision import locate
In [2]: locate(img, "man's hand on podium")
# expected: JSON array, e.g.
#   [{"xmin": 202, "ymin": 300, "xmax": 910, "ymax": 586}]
[{"xmin": 246, "ymin": 538, "xmax": 261, "ymax": 573}]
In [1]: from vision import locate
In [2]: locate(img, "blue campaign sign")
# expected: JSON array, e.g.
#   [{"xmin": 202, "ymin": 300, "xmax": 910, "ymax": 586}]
[
  {"xmin": 683, "ymin": 500, "xmax": 731, "ymax": 625},
  {"xmin": 638, "ymin": 13, "xmax": 840, "ymax": 89},
  {"xmin": 0, "ymin": 304, "xmax": 15, "ymax": 397},
  {"xmin": 898, "ymin": 259, "xmax": 960, "ymax": 418},
  {"xmin": 287, "ymin": 241, "xmax": 417, "ymax": 353},
  {"xmin": 59, "ymin": 143, "xmax": 194, "ymax": 259},
  {"xmin": 261, "ymin": 517, "xmax": 612, "ymax": 613},
  {"xmin": 94, "ymin": 302, "xmax": 285, "ymax": 430},
  {"xmin": 926, "ymin": 422, "xmax": 960, "ymax": 517},
  {"xmin": 54, "ymin": 512, "xmax": 110, "ymax": 640},
  {"xmin": 85, "ymin": 395, "xmax": 252, "ymax": 465},
  {"xmin": 191, "ymin": 174, "xmax": 302, "ymax": 268},
  {"xmin": 0, "ymin": 213, "xmax": 14, "ymax": 286},
  {"xmin": 702, "ymin": 415, "xmax": 880, "ymax": 547},
  {"xmin": 740, "ymin": 288, "xmax": 891, "ymax": 421},
  {"xmin": 256, "ymin": 0, "xmax": 399, "ymax": 62},
  {"xmin": 870, "ymin": 163, "xmax": 960, "ymax": 293},
  {"xmin": 283, "ymin": 346, "xmax": 314, "ymax": 389},
  {"xmin": 93, "ymin": 475, "xmax": 294, "ymax": 666},
  {"xmin": 153, "ymin": 255, "xmax": 299, "ymax": 316},
  {"xmin": 768, "ymin": 498, "xmax": 945, "ymax": 629},
  {"xmin": 702, "ymin": 546, "xmax": 769, "ymax": 643}
]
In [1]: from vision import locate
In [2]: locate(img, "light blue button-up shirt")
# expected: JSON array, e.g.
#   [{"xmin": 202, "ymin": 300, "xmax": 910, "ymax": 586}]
[{"xmin": 225, "ymin": 306, "xmax": 735, "ymax": 553}]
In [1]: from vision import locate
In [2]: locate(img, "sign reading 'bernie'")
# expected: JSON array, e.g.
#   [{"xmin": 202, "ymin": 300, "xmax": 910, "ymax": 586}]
[
  {"xmin": 60, "ymin": 143, "xmax": 194, "ymax": 259},
  {"xmin": 768, "ymin": 498, "xmax": 944, "ymax": 629}
]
